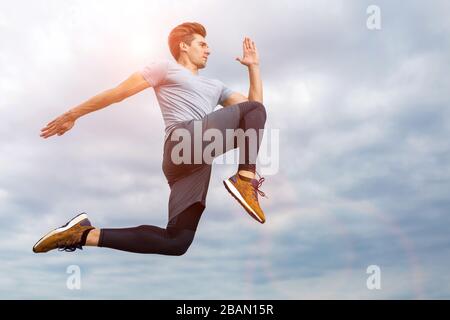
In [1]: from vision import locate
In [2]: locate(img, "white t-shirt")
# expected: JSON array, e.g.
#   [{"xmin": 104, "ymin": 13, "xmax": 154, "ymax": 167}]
[{"xmin": 140, "ymin": 60, "xmax": 234, "ymax": 142}]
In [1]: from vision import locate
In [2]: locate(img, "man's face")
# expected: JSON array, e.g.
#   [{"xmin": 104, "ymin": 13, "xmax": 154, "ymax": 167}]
[{"xmin": 182, "ymin": 33, "xmax": 211, "ymax": 69}]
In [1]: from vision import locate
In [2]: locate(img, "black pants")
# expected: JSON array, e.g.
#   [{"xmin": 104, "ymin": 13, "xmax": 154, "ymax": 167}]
[
  {"xmin": 98, "ymin": 101, "xmax": 266, "ymax": 255},
  {"xmin": 98, "ymin": 202, "xmax": 205, "ymax": 255}
]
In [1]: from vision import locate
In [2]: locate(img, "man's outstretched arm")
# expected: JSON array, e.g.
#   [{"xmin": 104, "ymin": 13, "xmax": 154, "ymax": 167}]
[
  {"xmin": 40, "ymin": 72, "xmax": 150, "ymax": 139},
  {"xmin": 221, "ymin": 37, "xmax": 263, "ymax": 107}
]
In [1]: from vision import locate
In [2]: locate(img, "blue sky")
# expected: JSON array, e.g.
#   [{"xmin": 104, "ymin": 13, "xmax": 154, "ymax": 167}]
[{"xmin": 1, "ymin": 0, "xmax": 449, "ymax": 299}]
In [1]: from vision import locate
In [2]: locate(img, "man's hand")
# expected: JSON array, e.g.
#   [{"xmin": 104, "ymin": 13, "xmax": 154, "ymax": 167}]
[
  {"xmin": 236, "ymin": 37, "xmax": 260, "ymax": 67},
  {"xmin": 40, "ymin": 111, "xmax": 76, "ymax": 139}
]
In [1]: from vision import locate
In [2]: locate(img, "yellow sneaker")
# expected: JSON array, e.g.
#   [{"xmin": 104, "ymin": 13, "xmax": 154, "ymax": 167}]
[
  {"xmin": 223, "ymin": 172, "xmax": 268, "ymax": 223},
  {"xmin": 33, "ymin": 213, "xmax": 95, "ymax": 253}
]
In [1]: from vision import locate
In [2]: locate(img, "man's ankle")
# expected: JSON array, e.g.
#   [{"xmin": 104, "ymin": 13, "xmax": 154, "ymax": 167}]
[
  {"xmin": 238, "ymin": 170, "xmax": 255, "ymax": 180},
  {"xmin": 85, "ymin": 228, "xmax": 100, "ymax": 247}
]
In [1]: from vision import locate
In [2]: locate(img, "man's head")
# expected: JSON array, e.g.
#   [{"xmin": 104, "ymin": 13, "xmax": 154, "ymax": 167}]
[{"xmin": 168, "ymin": 22, "xmax": 210, "ymax": 69}]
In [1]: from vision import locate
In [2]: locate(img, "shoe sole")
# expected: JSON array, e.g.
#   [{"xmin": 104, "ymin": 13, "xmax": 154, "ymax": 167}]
[
  {"xmin": 223, "ymin": 179, "xmax": 265, "ymax": 223},
  {"xmin": 33, "ymin": 213, "xmax": 88, "ymax": 252}
]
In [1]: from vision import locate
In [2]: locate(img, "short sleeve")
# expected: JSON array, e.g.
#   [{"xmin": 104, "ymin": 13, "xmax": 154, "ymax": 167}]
[
  {"xmin": 140, "ymin": 60, "xmax": 169, "ymax": 87},
  {"xmin": 218, "ymin": 82, "xmax": 234, "ymax": 106}
]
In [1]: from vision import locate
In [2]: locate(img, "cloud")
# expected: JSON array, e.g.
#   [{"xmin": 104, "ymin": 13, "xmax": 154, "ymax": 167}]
[{"xmin": 1, "ymin": 0, "xmax": 450, "ymax": 299}]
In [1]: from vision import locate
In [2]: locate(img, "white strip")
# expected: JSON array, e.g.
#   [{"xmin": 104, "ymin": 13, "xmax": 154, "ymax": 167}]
[
  {"xmin": 33, "ymin": 213, "xmax": 88, "ymax": 249},
  {"xmin": 224, "ymin": 179, "xmax": 263, "ymax": 223}
]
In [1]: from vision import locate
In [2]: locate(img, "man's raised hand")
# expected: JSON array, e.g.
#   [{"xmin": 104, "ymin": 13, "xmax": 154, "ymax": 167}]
[{"xmin": 235, "ymin": 36, "xmax": 260, "ymax": 67}]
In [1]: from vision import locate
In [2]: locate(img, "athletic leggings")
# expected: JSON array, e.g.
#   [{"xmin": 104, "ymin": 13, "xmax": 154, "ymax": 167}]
[
  {"xmin": 236, "ymin": 101, "xmax": 267, "ymax": 173},
  {"xmin": 97, "ymin": 101, "xmax": 267, "ymax": 255},
  {"xmin": 98, "ymin": 202, "xmax": 205, "ymax": 255}
]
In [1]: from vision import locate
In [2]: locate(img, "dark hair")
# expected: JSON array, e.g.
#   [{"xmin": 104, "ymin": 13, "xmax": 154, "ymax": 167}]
[{"xmin": 168, "ymin": 22, "xmax": 207, "ymax": 60}]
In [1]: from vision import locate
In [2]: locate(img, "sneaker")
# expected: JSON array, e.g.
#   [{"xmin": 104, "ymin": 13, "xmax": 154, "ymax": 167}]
[
  {"xmin": 223, "ymin": 171, "xmax": 268, "ymax": 223},
  {"xmin": 33, "ymin": 213, "xmax": 95, "ymax": 253}
]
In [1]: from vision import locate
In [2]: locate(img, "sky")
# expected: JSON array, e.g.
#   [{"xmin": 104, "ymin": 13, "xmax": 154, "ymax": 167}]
[{"xmin": 1, "ymin": 0, "xmax": 450, "ymax": 299}]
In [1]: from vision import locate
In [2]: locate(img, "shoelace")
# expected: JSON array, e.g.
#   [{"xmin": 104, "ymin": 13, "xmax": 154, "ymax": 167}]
[
  {"xmin": 57, "ymin": 244, "xmax": 83, "ymax": 252},
  {"xmin": 253, "ymin": 171, "xmax": 269, "ymax": 199}
]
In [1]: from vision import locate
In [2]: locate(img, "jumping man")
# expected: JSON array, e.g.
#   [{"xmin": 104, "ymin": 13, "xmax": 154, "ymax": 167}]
[{"xmin": 33, "ymin": 22, "xmax": 268, "ymax": 255}]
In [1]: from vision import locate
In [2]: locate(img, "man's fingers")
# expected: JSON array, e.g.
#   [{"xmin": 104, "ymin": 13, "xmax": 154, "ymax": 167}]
[
  {"xmin": 41, "ymin": 124, "xmax": 54, "ymax": 131},
  {"xmin": 40, "ymin": 131, "xmax": 55, "ymax": 138},
  {"xmin": 41, "ymin": 118, "xmax": 61, "ymax": 131},
  {"xmin": 46, "ymin": 118, "xmax": 59, "ymax": 127},
  {"xmin": 244, "ymin": 37, "xmax": 250, "ymax": 50},
  {"xmin": 43, "ymin": 128, "xmax": 59, "ymax": 138},
  {"xmin": 244, "ymin": 37, "xmax": 256, "ymax": 52},
  {"xmin": 246, "ymin": 37, "xmax": 255, "ymax": 51},
  {"xmin": 40, "ymin": 129, "xmax": 55, "ymax": 138},
  {"xmin": 40, "ymin": 127, "xmax": 51, "ymax": 134},
  {"xmin": 41, "ymin": 124, "xmax": 57, "ymax": 133},
  {"xmin": 40, "ymin": 124, "xmax": 59, "ymax": 137}
]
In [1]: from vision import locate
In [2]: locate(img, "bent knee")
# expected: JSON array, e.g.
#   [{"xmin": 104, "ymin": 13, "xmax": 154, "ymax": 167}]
[
  {"xmin": 251, "ymin": 101, "xmax": 265, "ymax": 109},
  {"xmin": 167, "ymin": 230, "xmax": 195, "ymax": 256},
  {"xmin": 251, "ymin": 101, "xmax": 267, "ymax": 123},
  {"xmin": 174, "ymin": 247, "xmax": 189, "ymax": 256},
  {"xmin": 170, "ymin": 242, "xmax": 192, "ymax": 256},
  {"xmin": 247, "ymin": 100, "xmax": 266, "ymax": 111},
  {"xmin": 259, "ymin": 103, "xmax": 267, "ymax": 121},
  {"xmin": 239, "ymin": 101, "xmax": 267, "ymax": 120}
]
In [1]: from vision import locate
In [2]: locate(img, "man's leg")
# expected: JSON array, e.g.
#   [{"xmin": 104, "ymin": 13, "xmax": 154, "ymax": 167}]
[
  {"xmin": 179, "ymin": 100, "xmax": 267, "ymax": 175},
  {"xmin": 191, "ymin": 101, "xmax": 268, "ymax": 223},
  {"xmin": 226, "ymin": 100, "xmax": 269, "ymax": 222},
  {"xmin": 235, "ymin": 101, "xmax": 267, "ymax": 178},
  {"xmin": 86, "ymin": 202, "xmax": 205, "ymax": 255}
]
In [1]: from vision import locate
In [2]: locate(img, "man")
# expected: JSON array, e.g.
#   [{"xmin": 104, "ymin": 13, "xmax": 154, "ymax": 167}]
[{"xmin": 33, "ymin": 22, "xmax": 268, "ymax": 255}]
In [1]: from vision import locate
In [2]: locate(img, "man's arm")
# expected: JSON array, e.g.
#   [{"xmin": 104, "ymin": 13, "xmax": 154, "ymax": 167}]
[
  {"xmin": 221, "ymin": 37, "xmax": 263, "ymax": 107},
  {"xmin": 67, "ymin": 72, "xmax": 151, "ymax": 120},
  {"xmin": 221, "ymin": 92, "xmax": 248, "ymax": 106},
  {"xmin": 40, "ymin": 72, "xmax": 150, "ymax": 138},
  {"xmin": 247, "ymin": 64, "xmax": 263, "ymax": 103}
]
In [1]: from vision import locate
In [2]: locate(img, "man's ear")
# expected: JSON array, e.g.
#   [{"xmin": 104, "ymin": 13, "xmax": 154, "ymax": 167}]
[{"xmin": 179, "ymin": 41, "xmax": 188, "ymax": 53}]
